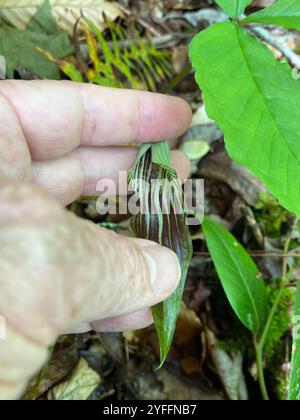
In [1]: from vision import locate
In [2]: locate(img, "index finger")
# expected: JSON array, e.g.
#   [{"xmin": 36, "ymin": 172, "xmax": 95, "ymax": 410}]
[{"xmin": 0, "ymin": 80, "xmax": 192, "ymax": 160}]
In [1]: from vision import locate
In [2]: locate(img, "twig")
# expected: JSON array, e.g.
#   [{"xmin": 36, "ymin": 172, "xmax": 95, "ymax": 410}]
[
  {"xmin": 247, "ymin": 26, "xmax": 300, "ymax": 69},
  {"xmin": 117, "ymin": 4, "xmax": 162, "ymax": 37},
  {"xmin": 98, "ymin": 389, "xmax": 115, "ymax": 400},
  {"xmin": 161, "ymin": 63, "xmax": 193, "ymax": 93}
]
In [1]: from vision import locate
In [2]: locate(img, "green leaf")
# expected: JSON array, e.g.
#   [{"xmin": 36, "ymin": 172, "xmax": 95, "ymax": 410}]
[
  {"xmin": 214, "ymin": 0, "xmax": 253, "ymax": 19},
  {"xmin": 0, "ymin": 11, "xmax": 14, "ymax": 27},
  {"xmin": 0, "ymin": 27, "xmax": 73, "ymax": 78},
  {"xmin": 202, "ymin": 217, "xmax": 268, "ymax": 332},
  {"xmin": 289, "ymin": 281, "xmax": 300, "ymax": 400},
  {"xmin": 129, "ymin": 142, "xmax": 193, "ymax": 367},
  {"xmin": 27, "ymin": 0, "xmax": 57, "ymax": 35},
  {"xmin": 151, "ymin": 140, "xmax": 172, "ymax": 168},
  {"xmin": 0, "ymin": 0, "xmax": 73, "ymax": 78},
  {"xmin": 242, "ymin": 0, "xmax": 300, "ymax": 30},
  {"xmin": 189, "ymin": 22, "xmax": 300, "ymax": 218}
]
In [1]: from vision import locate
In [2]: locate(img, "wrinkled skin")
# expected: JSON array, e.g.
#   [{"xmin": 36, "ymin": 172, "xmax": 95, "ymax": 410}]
[{"xmin": 0, "ymin": 81, "xmax": 191, "ymax": 399}]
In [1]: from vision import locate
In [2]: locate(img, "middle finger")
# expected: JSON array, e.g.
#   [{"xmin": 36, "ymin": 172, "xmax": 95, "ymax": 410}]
[{"xmin": 32, "ymin": 147, "xmax": 190, "ymax": 206}]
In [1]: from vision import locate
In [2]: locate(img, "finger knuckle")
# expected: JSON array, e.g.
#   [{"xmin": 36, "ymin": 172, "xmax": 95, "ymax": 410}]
[{"xmin": 0, "ymin": 180, "xmax": 61, "ymax": 224}]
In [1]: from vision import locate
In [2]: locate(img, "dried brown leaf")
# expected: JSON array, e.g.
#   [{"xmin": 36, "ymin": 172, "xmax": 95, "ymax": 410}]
[
  {"xmin": 48, "ymin": 358, "xmax": 100, "ymax": 400},
  {"xmin": 0, "ymin": 0, "xmax": 123, "ymax": 34}
]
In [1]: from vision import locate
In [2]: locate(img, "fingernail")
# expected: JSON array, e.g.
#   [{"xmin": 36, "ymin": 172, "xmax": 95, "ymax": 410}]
[
  {"xmin": 64, "ymin": 323, "xmax": 91, "ymax": 334},
  {"xmin": 128, "ymin": 238, "xmax": 159, "ymax": 247},
  {"xmin": 142, "ymin": 246, "xmax": 181, "ymax": 296}
]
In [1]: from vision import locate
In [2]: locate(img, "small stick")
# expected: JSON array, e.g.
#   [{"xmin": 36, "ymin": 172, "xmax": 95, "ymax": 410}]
[{"xmin": 247, "ymin": 26, "xmax": 300, "ymax": 69}]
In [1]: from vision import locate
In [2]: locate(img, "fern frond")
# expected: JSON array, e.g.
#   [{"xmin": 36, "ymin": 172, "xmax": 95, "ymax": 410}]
[
  {"xmin": 45, "ymin": 16, "xmax": 173, "ymax": 91},
  {"xmin": 37, "ymin": 47, "xmax": 83, "ymax": 82}
]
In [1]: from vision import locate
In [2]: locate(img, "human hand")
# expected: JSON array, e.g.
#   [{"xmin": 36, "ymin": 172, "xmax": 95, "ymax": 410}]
[{"xmin": 0, "ymin": 80, "xmax": 192, "ymax": 399}]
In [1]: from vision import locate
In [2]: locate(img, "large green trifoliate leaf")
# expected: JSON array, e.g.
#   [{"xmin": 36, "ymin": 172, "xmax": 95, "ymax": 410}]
[
  {"xmin": 190, "ymin": 21, "xmax": 300, "ymax": 218},
  {"xmin": 242, "ymin": 0, "xmax": 300, "ymax": 30},
  {"xmin": 214, "ymin": 0, "xmax": 253, "ymax": 19}
]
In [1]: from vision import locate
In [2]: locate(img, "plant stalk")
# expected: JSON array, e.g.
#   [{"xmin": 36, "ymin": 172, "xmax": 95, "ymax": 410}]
[
  {"xmin": 254, "ymin": 220, "xmax": 296, "ymax": 400},
  {"xmin": 255, "ymin": 342, "xmax": 270, "ymax": 401},
  {"xmin": 255, "ymin": 286, "xmax": 286, "ymax": 400},
  {"xmin": 161, "ymin": 63, "xmax": 193, "ymax": 94}
]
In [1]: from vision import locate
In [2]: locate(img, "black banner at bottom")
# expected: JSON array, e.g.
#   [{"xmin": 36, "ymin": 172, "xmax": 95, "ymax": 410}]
[{"xmin": 101, "ymin": 402, "xmax": 203, "ymax": 416}]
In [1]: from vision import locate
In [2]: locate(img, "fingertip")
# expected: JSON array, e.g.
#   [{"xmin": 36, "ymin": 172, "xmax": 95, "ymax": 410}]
[
  {"xmin": 168, "ymin": 96, "xmax": 193, "ymax": 137},
  {"xmin": 90, "ymin": 308, "xmax": 153, "ymax": 332},
  {"xmin": 137, "ymin": 92, "xmax": 192, "ymax": 142},
  {"xmin": 171, "ymin": 150, "xmax": 191, "ymax": 181},
  {"xmin": 141, "ymin": 245, "xmax": 181, "ymax": 299}
]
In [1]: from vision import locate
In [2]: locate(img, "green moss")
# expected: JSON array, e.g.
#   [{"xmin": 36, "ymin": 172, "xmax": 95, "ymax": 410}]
[
  {"xmin": 255, "ymin": 193, "xmax": 291, "ymax": 238},
  {"xmin": 264, "ymin": 286, "xmax": 294, "ymax": 361}
]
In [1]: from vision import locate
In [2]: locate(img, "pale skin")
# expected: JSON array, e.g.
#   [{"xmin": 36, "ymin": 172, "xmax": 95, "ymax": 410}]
[{"xmin": 0, "ymin": 80, "xmax": 192, "ymax": 400}]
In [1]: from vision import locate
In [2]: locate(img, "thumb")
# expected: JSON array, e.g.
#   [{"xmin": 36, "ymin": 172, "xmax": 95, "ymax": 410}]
[{"xmin": 67, "ymin": 225, "xmax": 181, "ymax": 328}]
